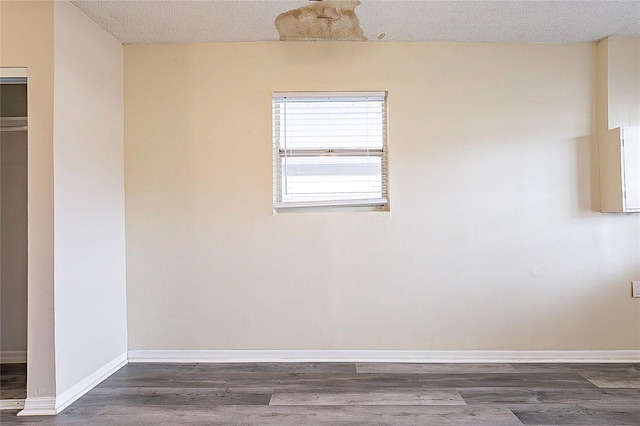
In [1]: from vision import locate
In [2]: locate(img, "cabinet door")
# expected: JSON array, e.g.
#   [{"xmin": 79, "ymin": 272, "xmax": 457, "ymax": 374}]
[{"xmin": 622, "ymin": 127, "xmax": 640, "ymax": 211}]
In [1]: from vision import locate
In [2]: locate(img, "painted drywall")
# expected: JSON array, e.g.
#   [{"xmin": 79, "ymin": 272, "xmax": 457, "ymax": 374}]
[
  {"xmin": 0, "ymin": 0, "xmax": 56, "ymax": 398},
  {"xmin": 596, "ymin": 39, "xmax": 609, "ymax": 144},
  {"xmin": 608, "ymin": 37, "xmax": 640, "ymax": 129},
  {"xmin": 1, "ymin": 128, "xmax": 28, "ymax": 354},
  {"xmin": 53, "ymin": 0, "xmax": 126, "ymax": 396},
  {"xmin": 125, "ymin": 42, "xmax": 640, "ymax": 351}
]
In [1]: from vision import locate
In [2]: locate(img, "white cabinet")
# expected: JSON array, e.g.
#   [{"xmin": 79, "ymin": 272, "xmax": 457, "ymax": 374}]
[{"xmin": 599, "ymin": 127, "xmax": 640, "ymax": 212}]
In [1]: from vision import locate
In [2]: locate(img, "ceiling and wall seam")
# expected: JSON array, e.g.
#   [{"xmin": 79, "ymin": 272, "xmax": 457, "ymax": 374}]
[{"xmin": 70, "ymin": 0, "xmax": 640, "ymax": 45}]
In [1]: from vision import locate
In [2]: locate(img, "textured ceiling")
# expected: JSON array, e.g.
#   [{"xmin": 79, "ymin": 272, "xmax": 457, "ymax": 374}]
[{"xmin": 71, "ymin": 0, "xmax": 640, "ymax": 44}]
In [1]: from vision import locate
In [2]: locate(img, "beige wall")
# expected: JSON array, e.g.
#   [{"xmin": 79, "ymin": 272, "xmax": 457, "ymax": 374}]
[
  {"xmin": 125, "ymin": 42, "xmax": 640, "ymax": 351},
  {"xmin": 53, "ymin": 0, "xmax": 126, "ymax": 396},
  {"xmin": 1, "ymin": 128, "xmax": 28, "ymax": 354},
  {"xmin": 0, "ymin": 0, "xmax": 56, "ymax": 398}
]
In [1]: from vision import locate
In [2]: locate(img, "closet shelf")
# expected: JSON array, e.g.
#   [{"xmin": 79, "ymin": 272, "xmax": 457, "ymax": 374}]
[{"xmin": 0, "ymin": 116, "xmax": 27, "ymax": 132}]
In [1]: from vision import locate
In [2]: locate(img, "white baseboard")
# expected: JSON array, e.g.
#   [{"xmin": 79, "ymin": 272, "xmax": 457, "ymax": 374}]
[
  {"xmin": 18, "ymin": 352, "xmax": 128, "ymax": 416},
  {"xmin": 54, "ymin": 351, "xmax": 128, "ymax": 414},
  {"xmin": 0, "ymin": 351, "xmax": 26, "ymax": 364},
  {"xmin": 127, "ymin": 349, "xmax": 640, "ymax": 363},
  {"xmin": 0, "ymin": 399, "xmax": 25, "ymax": 411},
  {"xmin": 17, "ymin": 397, "xmax": 56, "ymax": 416}
]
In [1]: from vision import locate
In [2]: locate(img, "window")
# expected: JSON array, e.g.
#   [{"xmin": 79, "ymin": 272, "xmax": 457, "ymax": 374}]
[{"xmin": 272, "ymin": 91, "xmax": 388, "ymax": 210}]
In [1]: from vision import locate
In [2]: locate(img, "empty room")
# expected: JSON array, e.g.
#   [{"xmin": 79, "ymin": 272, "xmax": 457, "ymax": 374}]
[{"xmin": 0, "ymin": 0, "xmax": 639, "ymax": 424}]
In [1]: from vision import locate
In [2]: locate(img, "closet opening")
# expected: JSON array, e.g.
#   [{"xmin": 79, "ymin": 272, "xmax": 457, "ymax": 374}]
[{"xmin": 0, "ymin": 75, "xmax": 28, "ymax": 411}]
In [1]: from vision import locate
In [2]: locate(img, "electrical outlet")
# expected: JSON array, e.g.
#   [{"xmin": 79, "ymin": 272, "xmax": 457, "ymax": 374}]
[{"xmin": 633, "ymin": 281, "xmax": 640, "ymax": 298}]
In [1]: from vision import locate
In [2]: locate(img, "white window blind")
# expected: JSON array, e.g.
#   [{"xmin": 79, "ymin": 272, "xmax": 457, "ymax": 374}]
[{"xmin": 273, "ymin": 91, "xmax": 388, "ymax": 210}]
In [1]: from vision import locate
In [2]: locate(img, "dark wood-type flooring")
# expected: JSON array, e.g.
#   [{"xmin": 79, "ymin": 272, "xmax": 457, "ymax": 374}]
[
  {"xmin": 1, "ymin": 363, "xmax": 26, "ymax": 400},
  {"xmin": 1, "ymin": 362, "xmax": 640, "ymax": 425}
]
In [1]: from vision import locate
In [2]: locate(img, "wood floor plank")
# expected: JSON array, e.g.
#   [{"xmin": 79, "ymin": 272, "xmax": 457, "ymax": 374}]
[
  {"xmin": 511, "ymin": 403, "xmax": 640, "ymax": 425},
  {"xmin": 99, "ymin": 372, "xmax": 597, "ymax": 392},
  {"xmin": 0, "ymin": 364, "xmax": 27, "ymax": 375},
  {"xmin": 3, "ymin": 362, "xmax": 640, "ymax": 425},
  {"xmin": 459, "ymin": 387, "xmax": 640, "ymax": 405},
  {"xmin": 356, "ymin": 363, "xmax": 519, "ymax": 374},
  {"xmin": 1, "ymin": 410, "xmax": 89, "ymax": 425},
  {"xmin": 60, "ymin": 406, "xmax": 523, "ymax": 425},
  {"xmin": 511, "ymin": 363, "xmax": 639, "ymax": 374},
  {"xmin": 65, "ymin": 387, "xmax": 272, "ymax": 412},
  {"xmin": 269, "ymin": 390, "xmax": 467, "ymax": 405},
  {"xmin": 579, "ymin": 371, "xmax": 640, "ymax": 389},
  {"xmin": 0, "ymin": 363, "xmax": 26, "ymax": 400},
  {"xmin": 107, "ymin": 363, "xmax": 198, "ymax": 380}
]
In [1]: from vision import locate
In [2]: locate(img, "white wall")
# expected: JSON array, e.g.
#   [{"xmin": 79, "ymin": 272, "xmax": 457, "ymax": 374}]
[
  {"xmin": 1, "ymin": 128, "xmax": 28, "ymax": 354},
  {"xmin": 125, "ymin": 42, "xmax": 640, "ymax": 351},
  {"xmin": 53, "ymin": 1, "xmax": 126, "ymax": 395},
  {"xmin": 0, "ymin": 0, "xmax": 56, "ymax": 398}
]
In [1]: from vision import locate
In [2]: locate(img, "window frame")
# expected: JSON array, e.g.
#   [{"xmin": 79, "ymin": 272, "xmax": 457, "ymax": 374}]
[{"xmin": 272, "ymin": 91, "xmax": 389, "ymax": 211}]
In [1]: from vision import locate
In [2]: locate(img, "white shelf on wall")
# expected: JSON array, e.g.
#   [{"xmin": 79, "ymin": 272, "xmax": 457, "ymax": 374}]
[{"xmin": 599, "ymin": 127, "xmax": 640, "ymax": 212}]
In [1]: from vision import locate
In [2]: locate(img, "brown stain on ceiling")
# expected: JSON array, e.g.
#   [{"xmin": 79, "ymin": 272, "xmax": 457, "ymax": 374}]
[{"xmin": 275, "ymin": 0, "xmax": 367, "ymax": 41}]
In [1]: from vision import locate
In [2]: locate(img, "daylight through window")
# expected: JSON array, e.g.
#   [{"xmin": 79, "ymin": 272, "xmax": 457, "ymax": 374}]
[{"xmin": 272, "ymin": 92, "xmax": 388, "ymax": 210}]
